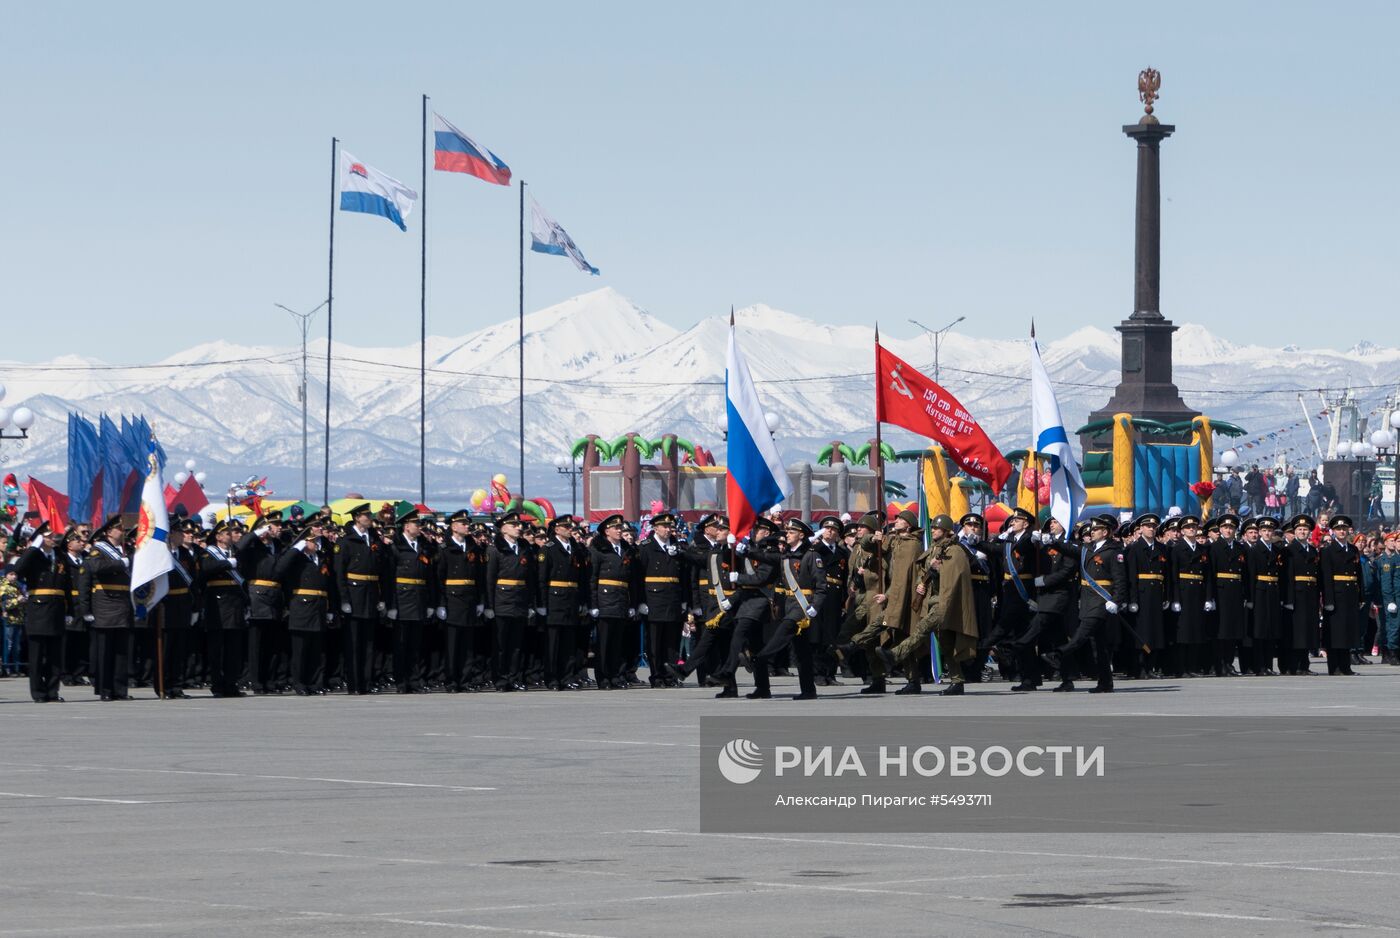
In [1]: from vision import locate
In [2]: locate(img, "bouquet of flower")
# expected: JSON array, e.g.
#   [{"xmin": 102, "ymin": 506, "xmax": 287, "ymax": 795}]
[{"xmin": 1190, "ymin": 480, "xmax": 1216, "ymax": 500}]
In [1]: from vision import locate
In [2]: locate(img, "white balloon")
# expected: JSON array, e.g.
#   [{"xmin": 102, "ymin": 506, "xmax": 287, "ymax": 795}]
[
  {"xmin": 184, "ymin": 458, "xmax": 197, "ymax": 471},
  {"xmin": 194, "ymin": 472, "xmax": 207, "ymax": 484},
  {"xmin": 11, "ymin": 407, "xmax": 34, "ymax": 430},
  {"xmin": 174, "ymin": 471, "xmax": 189, "ymax": 485},
  {"xmin": 0, "ymin": 407, "xmax": 10, "ymax": 429}
]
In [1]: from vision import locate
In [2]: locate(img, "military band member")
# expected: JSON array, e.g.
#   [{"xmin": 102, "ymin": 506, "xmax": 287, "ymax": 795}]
[
  {"xmin": 1320, "ymin": 514, "xmax": 1364, "ymax": 676},
  {"xmin": 80, "ymin": 515, "xmax": 135, "ymax": 701},
  {"xmin": 14, "ymin": 522, "xmax": 70, "ymax": 702},
  {"xmin": 275, "ymin": 516, "xmax": 336, "ymax": 695},
  {"xmin": 1169, "ymin": 515, "xmax": 1215, "ymax": 678},
  {"xmin": 637, "ymin": 512, "xmax": 688, "ymax": 688},
  {"xmin": 335, "ymin": 503, "xmax": 390, "ymax": 695},
  {"xmin": 487, "ymin": 511, "xmax": 537, "ymax": 691},
  {"xmin": 747, "ymin": 518, "xmax": 826, "ymax": 700},
  {"xmin": 538, "ymin": 514, "xmax": 586, "ymax": 690}
]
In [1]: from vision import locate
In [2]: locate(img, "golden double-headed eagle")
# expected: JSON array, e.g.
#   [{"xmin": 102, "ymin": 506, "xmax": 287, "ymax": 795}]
[{"xmin": 1138, "ymin": 68, "xmax": 1161, "ymax": 116}]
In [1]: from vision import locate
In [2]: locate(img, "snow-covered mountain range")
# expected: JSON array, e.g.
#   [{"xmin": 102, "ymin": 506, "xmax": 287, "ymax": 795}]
[{"xmin": 2, "ymin": 287, "xmax": 1394, "ymax": 505}]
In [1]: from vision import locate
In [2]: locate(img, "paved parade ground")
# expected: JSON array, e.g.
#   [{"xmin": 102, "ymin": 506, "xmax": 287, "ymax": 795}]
[{"xmin": 4, "ymin": 668, "xmax": 1400, "ymax": 937}]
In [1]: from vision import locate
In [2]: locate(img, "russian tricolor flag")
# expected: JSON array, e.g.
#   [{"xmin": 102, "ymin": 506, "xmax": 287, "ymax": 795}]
[
  {"xmin": 725, "ymin": 320, "xmax": 791, "ymax": 539},
  {"xmin": 433, "ymin": 113, "xmax": 511, "ymax": 186}
]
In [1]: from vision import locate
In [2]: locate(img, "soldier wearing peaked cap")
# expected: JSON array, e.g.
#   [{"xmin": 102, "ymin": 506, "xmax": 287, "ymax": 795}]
[
  {"xmin": 1168, "ymin": 514, "xmax": 1214, "ymax": 677},
  {"xmin": 535, "ymin": 514, "xmax": 585, "ymax": 691},
  {"xmin": 1209, "ymin": 514, "xmax": 1249, "ymax": 677},
  {"xmin": 1245, "ymin": 515, "xmax": 1285, "ymax": 675},
  {"xmin": 153, "ymin": 519, "xmax": 200, "ymax": 699},
  {"xmin": 1320, "ymin": 514, "xmax": 1364, "ymax": 675},
  {"xmin": 810, "ymin": 516, "xmax": 849, "ymax": 686},
  {"xmin": 636, "ymin": 512, "xmax": 688, "ymax": 688},
  {"xmin": 1122, "ymin": 513, "xmax": 1169, "ymax": 678},
  {"xmin": 436, "ymin": 509, "xmax": 490, "ymax": 691},
  {"xmin": 708, "ymin": 515, "xmax": 783, "ymax": 696},
  {"xmin": 334, "ymin": 502, "xmax": 391, "ymax": 695},
  {"xmin": 487, "ymin": 510, "xmax": 538, "ymax": 691},
  {"xmin": 58, "ymin": 527, "xmax": 92, "ymax": 688},
  {"xmin": 983, "ymin": 506, "xmax": 1038, "ymax": 678},
  {"xmin": 954, "ymin": 512, "xmax": 998, "ymax": 683},
  {"xmin": 200, "ymin": 518, "xmax": 249, "ymax": 698},
  {"xmin": 1043, "ymin": 513, "xmax": 1127, "ymax": 693},
  {"xmin": 387, "ymin": 506, "xmax": 436, "ymax": 694},
  {"xmin": 13, "ymin": 521, "xmax": 70, "ymax": 702},
  {"xmin": 670, "ymin": 513, "xmax": 732, "ymax": 687},
  {"xmin": 79, "ymin": 515, "xmax": 136, "ymax": 701},
  {"xmin": 274, "ymin": 517, "xmax": 337, "ymax": 695},
  {"xmin": 586, "ymin": 513, "xmax": 638, "ymax": 691},
  {"xmin": 1279, "ymin": 514, "xmax": 1321, "ymax": 674},
  {"xmin": 1007, "ymin": 514, "xmax": 1079, "ymax": 691},
  {"xmin": 238, "ymin": 509, "xmax": 287, "ymax": 695},
  {"xmin": 744, "ymin": 517, "xmax": 826, "ymax": 699}
]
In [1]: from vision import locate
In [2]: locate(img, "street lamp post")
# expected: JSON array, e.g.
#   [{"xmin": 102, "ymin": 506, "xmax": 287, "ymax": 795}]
[
  {"xmin": 553, "ymin": 455, "xmax": 582, "ymax": 516},
  {"xmin": 908, "ymin": 315, "xmax": 966, "ymax": 384},
  {"xmin": 1370, "ymin": 428, "xmax": 1397, "ymax": 525},
  {"xmin": 275, "ymin": 300, "xmax": 329, "ymax": 503},
  {"xmin": 0, "ymin": 384, "xmax": 36, "ymax": 453}
]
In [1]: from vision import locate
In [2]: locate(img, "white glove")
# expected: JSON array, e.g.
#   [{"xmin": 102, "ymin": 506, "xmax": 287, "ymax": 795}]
[
  {"xmin": 1324, "ymin": 604, "xmax": 1335, "ymax": 612},
  {"xmin": 1128, "ymin": 603, "xmax": 1139, "ymax": 613},
  {"xmin": 1284, "ymin": 603, "xmax": 1294, "ymax": 610},
  {"xmin": 191, "ymin": 612, "xmax": 201, "ymax": 625},
  {"xmin": 998, "ymin": 530, "xmax": 1011, "ymax": 541},
  {"xmin": 804, "ymin": 605, "xmax": 817, "ymax": 618},
  {"xmin": 719, "ymin": 599, "xmax": 732, "ymax": 612},
  {"xmin": 735, "ymin": 541, "xmax": 748, "ymax": 555},
  {"xmin": 436, "ymin": 606, "xmax": 447, "ymax": 620},
  {"xmin": 535, "ymin": 606, "xmax": 547, "ymax": 617},
  {"xmin": 1105, "ymin": 601, "xmax": 1119, "ymax": 615},
  {"xmin": 1172, "ymin": 602, "xmax": 1182, "ymax": 613},
  {"xmin": 1027, "ymin": 599, "xmax": 1039, "ymax": 613},
  {"xmin": 325, "ymin": 612, "xmax": 335, "ymax": 623},
  {"xmin": 638, "ymin": 603, "xmax": 650, "ymax": 615},
  {"xmin": 386, "ymin": 608, "xmax": 398, "ymax": 620},
  {"xmin": 1204, "ymin": 600, "xmax": 1216, "ymax": 612},
  {"xmin": 375, "ymin": 601, "xmax": 386, "ymax": 612},
  {"xmin": 627, "ymin": 607, "xmax": 637, "ymax": 618},
  {"xmin": 808, "ymin": 534, "xmax": 821, "ymax": 544},
  {"xmin": 257, "ymin": 525, "xmax": 274, "ymax": 539},
  {"xmin": 484, "ymin": 608, "xmax": 496, "ymax": 619},
  {"xmin": 1244, "ymin": 601, "xmax": 1254, "ymax": 609},
  {"xmin": 290, "ymin": 539, "xmax": 307, "ymax": 552},
  {"xmin": 474, "ymin": 604, "xmax": 484, "ymax": 616},
  {"xmin": 1034, "ymin": 576, "xmax": 1046, "ymax": 588},
  {"xmin": 341, "ymin": 602, "xmax": 352, "ymax": 614},
  {"xmin": 1030, "ymin": 531, "xmax": 1043, "ymax": 544},
  {"xmin": 726, "ymin": 534, "xmax": 737, "ymax": 546},
  {"xmin": 64, "ymin": 615, "xmax": 73, "ymax": 626},
  {"xmin": 728, "ymin": 572, "xmax": 739, "ymax": 584},
  {"xmin": 83, "ymin": 614, "xmax": 95, "ymax": 622},
  {"xmin": 1161, "ymin": 601, "xmax": 1170, "ymax": 611},
  {"xmin": 1389, "ymin": 603, "xmax": 1397, "ymax": 614},
  {"xmin": 589, "ymin": 608, "xmax": 599, "ymax": 618},
  {"xmin": 527, "ymin": 607, "xmax": 536, "ymax": 619}
]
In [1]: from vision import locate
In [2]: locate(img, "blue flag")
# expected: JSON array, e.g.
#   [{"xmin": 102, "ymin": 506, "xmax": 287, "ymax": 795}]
[
  {"xmin": 99, "ymin": 413, "xmax": 125, "ymax": 519},
  {"xmin": 66, "ymin": 413, "xmax": 102, "ymax": 526}
]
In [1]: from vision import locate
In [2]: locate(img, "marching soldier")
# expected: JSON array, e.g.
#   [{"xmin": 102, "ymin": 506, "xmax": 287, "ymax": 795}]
[
  {"xmin": 811, "ymin": 516, "xmax": 849, "ymax": 686},
  {"xmin": 636, "ymin": 512, "xmax": 688, "ymax": 688},
  {"xmin": 889, "ymin": 513, "xmax": 978, "ymax": 695},
  {"xmin": 334, "ymin": 503, "xmax": 390, "ymax": 695},
  {"xmin": 201, "ymin": 520, "xmax": 248, "ymax": 698},
  {"xmin": 486, "ymin": 510, "xmax": 537, "ymax": 691},
  {"xmin": 711, "ymin": 517, "xmax": 782, "ymax": 696},
  {"xmin": 850, "ymin": 509, "xmax": 923, "ymax": 694},
  {"xmin": 1319, "ymin": 515, "xmax": 1364, "ymax": 676},
  {"xmin": 387, "ymin": 507, "xmax": 435, "ymax": 694},
  {"xmin": 747, "ymin": 518, "xmax": 825, "ymax": 700},
  {"xmin": 1048, "ymin": 513, "xmax": 1128, "ymax": 693},
  {"xmin": 957, "ymin": 513, "xmax": 997, "ymax": 683},
  {"xmin": 1123, "ymin": 513, "xmax": 1168, "ymax": 678},
  {"xmin": 537, "ymin": 514, "xmax": 586, "ymax": 690},
  {"xmin": 79, "ymin": 515, "xmax": 135, "ymax": 701},
  {"xmin": 1169, "ymin": 515, "xmax": 1215, "ymax": 678},
  {"xmin": 586, "ymin": 514, "xmax": 637, "ymax": 690},
  {"xmin": 238, "ymin": 510, "xmax": 287, "ymax": 694},
  {"xmin": 437, "ymin": 510, "xmax": 488, "ymax": 692},
  {"xmin": 275, "ymin": 516, "xmax": 336, "ymax": 695},
  {"xmin": 13, "ymin": 522, "xmax": 71, "ymax": 702},
  {"xmin": 670, "ymin": 513, "xmax": 732, "ymax": 690},
  {"xmin": 989, "ymin": 508, "xmax": 1038, "ymax": 656},
  {"xmin": 1209, "ymin": 514, "xmax": 1249, "ymax": 676},
  {"xmin": 1010, "ymin": 517, "xmax": 1077, "ymax": 691},
  {"xmin": 834, "ymin": 512, "xmax": 883, "ymax": 682}
]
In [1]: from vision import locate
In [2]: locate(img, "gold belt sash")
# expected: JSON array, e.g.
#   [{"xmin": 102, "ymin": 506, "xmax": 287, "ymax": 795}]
[
  {"xmin": 295, "ymin": 589, "xmax": 328, "ymax": 597},
  {"xmin": 1216, "ymin": 572, "xmax": 1242, "ymax": 580},
  {"xmin": 645, "ymin": 576, "xmax": 680, "ymax": 584},
  {"xmin": 445, "ymin": 578, "xmax": 477, "ymax": 586},
  {"xmin": 396, "ymin": 577, "xmax": 427, "ymax": 585},
  {"xmin": 548, "ymin": 580, "xmax": 577, "ymax": 588},
  {"xmin": 345, "ymin": 573, "xmax": 378, "ymax": 581},
  {"xmin": 1136, "ymin": 573, "xmax": 1164, "ymax": 580},
  {"xmin": 1082, "ymin": 578, "xmax": 1112, "ymax": 587},
  {"xmin": 598, "ymin": 578, "xmax": 628, "ymax": 587},
  {"xmin": 30, "ymin": 588, "xmax": 66, "ymax": 597},
  {"xmin": 251, "ymin": 579, "xmax": 281, "ymax": 588}
]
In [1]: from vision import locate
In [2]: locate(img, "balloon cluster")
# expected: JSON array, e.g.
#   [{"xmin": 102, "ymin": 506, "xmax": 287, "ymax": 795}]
[
  {"xmin": 1022, "ymin": 469, "xmax": 1053, "ymax": 505},
  {"xmin": 470, "ymin": 474, "xmax": 512, "ymax": 513},
  {"xmin": 1, "ymin": 472, "xmax": 18, "ymax": 524}
]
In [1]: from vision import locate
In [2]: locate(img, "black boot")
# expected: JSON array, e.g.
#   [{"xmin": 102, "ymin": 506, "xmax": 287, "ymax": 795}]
[
  {"xmin": 859, "ymin": 678, "xmax": 887, "ymax": 694},
  {"xmin": 939, "ymin": 683, "xmax": 964, "ymax": 696},
  {"xmin": 894, "ymin": 679, "xmax": 922, "ymax": 695}
]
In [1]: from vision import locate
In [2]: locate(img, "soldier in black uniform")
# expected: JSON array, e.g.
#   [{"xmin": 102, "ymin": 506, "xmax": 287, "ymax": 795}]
[
  {"xmin": 810, "ymin": 516, "xmax": 849, "ymax": 686},
  {"xmin": 58, "ymin": 529, "xmax": 90, "ymax": 687},
  {"xmin": 334, "ymin": 503, "xmax": 390, "ymax": 695},
  {"xmin": 200, "ymin": 520, "xmax": 248, "ymax": 697},
  {"xmin": 989, "ymin": 507, "xmax": 1038, "ymax": 653},
  {"xmin": 158, "ymin": 519, "xmax": 201, "ymax": 698},
  {"xmin": 238, "ymin": 510, "xmax": 287, "ymax": 694},
  {"xmin": 14, "ymin": 522, "xmax": 71, "ymax": 702},
  {"xmin": 1209, "ymin": 514, "xmax": 1249, "ymax": 677},
  {"xmin": 437, "ymin": 510, "xmax": 486, "ymax": 691},
  {"xmin": 711, "ymin": 516, "xmax": 781, "ymax": 697},
  {"xmin": 746, "ymin": 518, "xmax": 825, "ymax": 700},
  {"xmin": 536, "ymin": 514, "xmax": 586, "ymax": 690},
  {"xmin": 79, "ymin": 515, "xmax": 135, "ymax": 701},
  {"xmin": 1047, "ymin": 514, "xmax": 1128, "ymax": 693},
  {"xmin": 275, "ymin": 515, "xmax": 336, "ymax": 695},
  {"xmin": 386, "ymin": 507, "xmax": 435, "ymax": 694},
  {"xmin": 1320, "ymin": 514, "xmax": 1364, "ymax": 676},
  {"xmin": 636, "ymin": 512, "xmax": 688, "ymax": 687},
  {"xmin": 957, "ymin": 513, "xmax": 998, "ymax": 683},
  {"xmin": 1123, "ymin": 513, "xmax": 1168, "ymax": 678},
  {"xmin": 1245, "ymin": 517, "xmax": 1284, "ymax": 675},
  {"xmin": 587, "ymin": 514, "xmax": 637, "ymax": 690},
  {"xmin": 1010, "ymin": 517, "xmax": 1078, "ymax": 691},
  {"xmin": 670, "ymin": 513, "xmax": 732, "ymax": 689},
  {"xmin": 1169, "ymin": 515, "xmax": 1215, "ymax": 677},
  {"xmin": 486, "ymin": 510, "xmax": 536, "ymax": 691},
  {"xmin": 1281, "ymin": 514, "xmax": 1321, "ymax": 674}
]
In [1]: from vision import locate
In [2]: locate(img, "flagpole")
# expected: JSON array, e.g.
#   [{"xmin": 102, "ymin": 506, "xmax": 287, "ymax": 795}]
[
  {"xmin": 419, "ymin": 93, "xmax": 429, "ymax": 507},
  {"xmin": 324, "ymin": 136, "xmax": 337, "ymax": 507},
  {"xmin": 518, "ymin": 179, "xmax": 526, "ymax": 501},
  {"xmin": 874, "ymin": 324, "xmax": 884, "ymax": 514}
]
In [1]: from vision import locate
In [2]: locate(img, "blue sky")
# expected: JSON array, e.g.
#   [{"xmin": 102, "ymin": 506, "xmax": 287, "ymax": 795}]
[{"xmin": 6, "ymin": 1, "xmax": 1396, "ymax": 360}]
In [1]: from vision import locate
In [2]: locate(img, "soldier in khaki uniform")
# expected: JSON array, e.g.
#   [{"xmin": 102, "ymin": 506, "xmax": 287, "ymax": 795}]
[{"xmin": 850, "ymin": 509, "xmax": 922, "ymax": 694}]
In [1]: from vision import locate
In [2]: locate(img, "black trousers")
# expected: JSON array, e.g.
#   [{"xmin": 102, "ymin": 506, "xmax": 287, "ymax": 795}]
[
  {"xmin": 718, "ymin": 608, "xmax": 768, "ymax": 680},
  {"xmin": 1059, "ymin": 616, "xmax": 1115, "ymax": 689},
  {"xmin": 159, "ymin": 629, "xmax": 190, "ymax": 695},
  {"xmin": 393, "ymin": 619, "xmax": 424, "ymax": 691},
  {"xmin": 494, "ymin": 615, "xmax": 525, "ymax": 686},
  {"xmin": 615, "ymin": 618, "xmax": 640, "ymax": 682},
  {"xmin": 645, "ymin": 619, "xmax": 682, "ymax": 685},
  {"xmin": 545, "ymin": 624, "xmax": 574, "ymax": 687},
  {"xmin": 419, "ymin": 619, "xmax": 445, "ymax": 686},
  {"xmin": 345, "ymin": 617, "xmax": 376, "ymax": 693},
  {"xmin": 443, "ymin": 626, "xmax": 473, "ymax": 690},
  {"xmin": 753, "ymin": 616, "xmax": 816, "ymax": 697},
  {"xmin": 27, "ymin": 632, "xmax": 61, "ymax": 701},
  {"xmin": 1011, "ymin": 608, "xmax": 1067, "ymax": 685},
  {"xmin": 593, "ymin": 617, "xmax": 624, "ymax": 686},
  {"xmin": 61, "ymin": 628, "xmax": 89, "ymax": 683},
  {"xmin": 289, "ymin": 630, "xmax": 324, "ymax": 693},
  {"xmin": 93, "ymin": 627, "xmax": 132, "ymax": 699},
  {"xmin": 207, "ymin": 629, "xmax": 248, "ymax": 696},
  {"xmin": 246, "ymin": 618, "xmax": 284, "ymax": 691}
]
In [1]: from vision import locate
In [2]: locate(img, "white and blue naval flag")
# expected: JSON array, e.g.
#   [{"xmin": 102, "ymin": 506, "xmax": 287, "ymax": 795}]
[
  {"xmin": 530, "ymin": 197, "xmax": 599, "ymax": 275},
  {"xmin": 1030, "ymin": 332, "xmax": 1087, "ymax": 532},
  {"xmin": 340, "ymin": 150, "xmax": 418, "ymax": 231}
]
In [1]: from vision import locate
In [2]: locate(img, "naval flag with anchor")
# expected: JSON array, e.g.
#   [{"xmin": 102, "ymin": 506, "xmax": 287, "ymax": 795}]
[{"xmin": 130, "ymin": 436, "xmax": 174, "ymax": 619}]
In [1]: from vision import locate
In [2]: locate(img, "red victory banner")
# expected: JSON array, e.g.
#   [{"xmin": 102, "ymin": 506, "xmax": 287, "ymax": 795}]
[{"xmin": 875, "ymin": 343, "xmax": 1012, "ymax": 492}]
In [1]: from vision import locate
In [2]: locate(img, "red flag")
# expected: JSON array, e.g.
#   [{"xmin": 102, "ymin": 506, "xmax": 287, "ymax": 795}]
[
  {"xmin": 166, "ymin": 475, "xmax": 210, "ymax": 517},
  {"xmin": 875, "ymin": 343, "xmax": 1012, "ymax": 492},
  {"xmin": 25, "ymin": 477, "xmax": 71, "ymax": 531}
]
